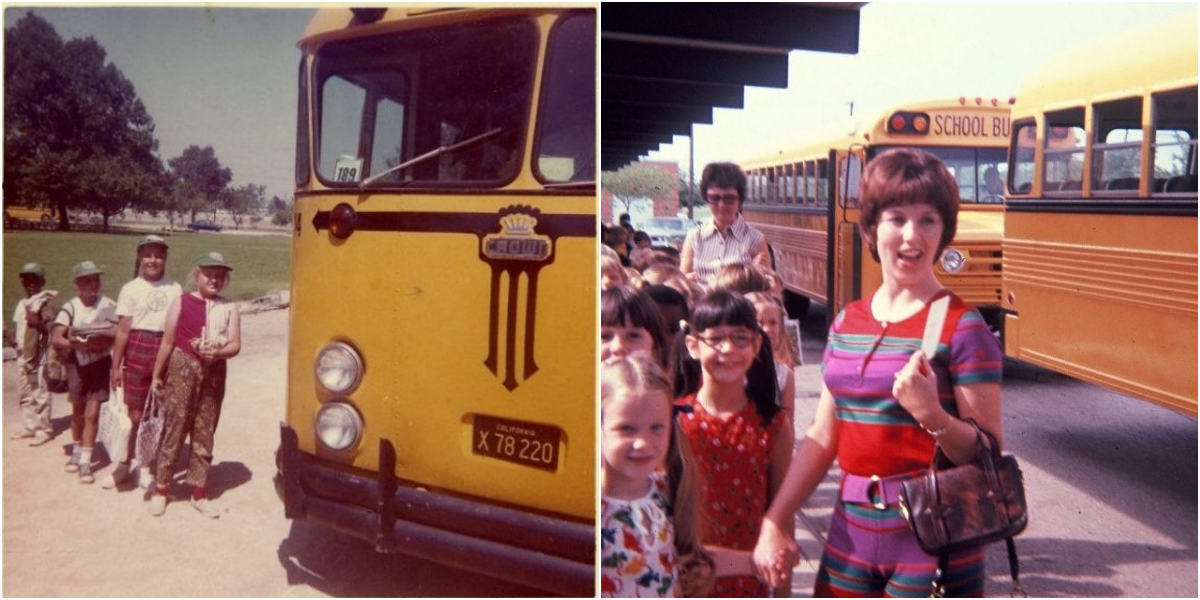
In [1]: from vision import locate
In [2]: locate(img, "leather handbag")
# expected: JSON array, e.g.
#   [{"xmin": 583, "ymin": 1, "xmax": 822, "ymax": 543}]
[{"xmin": 898, "ymin": 418, "xmax": 1028, "ymax": 596}]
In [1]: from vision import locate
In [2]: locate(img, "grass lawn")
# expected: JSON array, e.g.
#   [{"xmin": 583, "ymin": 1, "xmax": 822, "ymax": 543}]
[{"xmin": 4, "ymin": 230, "xmax": 291, "ymax": 339}]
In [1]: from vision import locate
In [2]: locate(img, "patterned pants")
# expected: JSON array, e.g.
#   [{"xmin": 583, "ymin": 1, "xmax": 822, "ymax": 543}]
[
  {"xmin": 17, "ymin": 354, "xmax": 52, "ymax": 435},
  {"xmin": 155, "ymin": 349, "xmax": 226, "ymax": 489}
]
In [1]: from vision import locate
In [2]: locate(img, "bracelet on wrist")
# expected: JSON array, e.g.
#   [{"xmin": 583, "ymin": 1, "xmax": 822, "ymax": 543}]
[{"xmin": 921, "ymin": 416, "xmax": 953, "ymax": 438}]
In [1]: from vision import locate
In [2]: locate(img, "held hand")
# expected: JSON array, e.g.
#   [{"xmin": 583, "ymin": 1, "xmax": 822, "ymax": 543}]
[
  {"xmin": 152, "ymin": 375, "xmax": 165, "ymax": 396},
  {"xmin": 753, "ymin": 518, "xmax": 799, "ymax": 588},
  {"xmin": 892, "ymin": 352, "xmax": 941, "ymax": 422},
  {"xmin": 111, "ymin": 367, "xmax": 123, "ymax": 390}
]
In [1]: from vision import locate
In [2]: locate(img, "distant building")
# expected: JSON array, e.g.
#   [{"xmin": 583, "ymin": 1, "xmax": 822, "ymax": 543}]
[{"xmin": 600, "ymin": 161, "xmax": 680, "ymax": 227}]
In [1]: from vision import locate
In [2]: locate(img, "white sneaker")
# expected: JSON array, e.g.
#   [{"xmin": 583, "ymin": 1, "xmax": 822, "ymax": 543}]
[
  {"xmin": 28, "ymin": 431, "xmax": 52, "ymax": 447},
  {"xmin": 190, "ymin": 497, "xmax": 220, "ymax": 519},
  {"xmin": 149, "ymin": 494, "xmax": 168, "ymax": 517},
  {"xmin": 10, "ymin": 429, "xmax": 34, "ymax": 440}
]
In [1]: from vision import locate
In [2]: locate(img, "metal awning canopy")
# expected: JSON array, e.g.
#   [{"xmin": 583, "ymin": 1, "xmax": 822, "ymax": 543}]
[{"xmin": 602, "ymin": 2, "xmax": 866, "ymax": 171}]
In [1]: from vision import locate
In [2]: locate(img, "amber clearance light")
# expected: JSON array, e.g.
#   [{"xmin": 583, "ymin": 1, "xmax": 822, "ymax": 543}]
[{"xmin": 329, "ymin": 203, "xmax": 357, "ymax": 239}]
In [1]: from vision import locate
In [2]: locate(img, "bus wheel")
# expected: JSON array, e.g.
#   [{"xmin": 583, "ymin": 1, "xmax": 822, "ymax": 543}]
[{"xmin": 783, "ymin": 291, "xmax": 810, "ymax": 320}]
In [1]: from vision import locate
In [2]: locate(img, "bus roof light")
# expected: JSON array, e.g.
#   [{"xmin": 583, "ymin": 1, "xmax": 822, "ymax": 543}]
[
  {"xmin": 890, "ymin": 114, "xmax": 907, "ymax": 133},
  {"xmin": 975, "ymin": 97, "xmax": 983, "ymax": 105},
  {"xmin": 913, "ymin": 115, "xmax": 929, "ymax": 133}
]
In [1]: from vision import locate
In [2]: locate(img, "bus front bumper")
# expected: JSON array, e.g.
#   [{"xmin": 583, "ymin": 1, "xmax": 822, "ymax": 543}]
[{"xmin": 274, "ymin": 424, "xmax": 595, "ymax": 596}]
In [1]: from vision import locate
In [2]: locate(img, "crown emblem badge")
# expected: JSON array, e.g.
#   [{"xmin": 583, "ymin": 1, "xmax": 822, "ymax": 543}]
[{"xmin": 483, "ymin": 209, "xmax": 551, "ymax": 262}]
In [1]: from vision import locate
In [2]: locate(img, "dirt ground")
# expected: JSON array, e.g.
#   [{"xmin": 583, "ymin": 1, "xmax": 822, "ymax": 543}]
[{"xmin": 2, "ymin": 308, "xmax": 544, "ymax": 597}]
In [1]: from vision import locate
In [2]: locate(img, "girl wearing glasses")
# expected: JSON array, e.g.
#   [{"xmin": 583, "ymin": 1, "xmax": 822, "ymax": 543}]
[
  {"xmin": 672, "ymin": 290, "xmax": 793, "ymax": 597},
  {"xmin": 679, "ymin": 162, "xmax": 771, "ymax": 287},
  {"xmin": 753, "ymin": 149, "xmax": 1004, "ymax": 597}
]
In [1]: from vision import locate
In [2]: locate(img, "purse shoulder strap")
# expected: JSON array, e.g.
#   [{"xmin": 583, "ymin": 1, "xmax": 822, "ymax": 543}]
[{"xmin": 920, "ymin": 293, "xmax": 951, "ymax": 360}]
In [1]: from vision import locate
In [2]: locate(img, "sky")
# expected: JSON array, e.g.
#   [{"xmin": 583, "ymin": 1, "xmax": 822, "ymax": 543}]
[
  {"xmin": 642, "ymin": 2, "xmax": 1199, "ymax": 174},
  {"xmin": 3, "ymin": 4, "xmax": 315, "ymax": 202}
]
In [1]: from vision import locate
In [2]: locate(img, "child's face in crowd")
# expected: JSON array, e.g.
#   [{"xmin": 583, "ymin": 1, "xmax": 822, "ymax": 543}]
[
  {"xmin": 601, "ymin": 319, "xmax": 656, "ymax": 363},
  {"xmin": 139, "ymin": 246, "xmax": 168, "ymax": 281},
  {"xmin": 754, "ymin": 301, "xmax": 783, "ymax": 349},
  {"xmin": 74, "ymin": 275, "xmax": 101, "ymax": 304},
  {"xmin": 20, "ymin": 275, "xmax": 44, "ymax": 297},
  {"xmin": 196, "ymin": 267, "xmax": 229, "ymax": 298},
  {"xmin": 687, "ymin": 324, "xmax": 761, "ymax": 386},
  {"xmin": 601, "ymin": 389, "xmax": 671, "ymax": 498}
]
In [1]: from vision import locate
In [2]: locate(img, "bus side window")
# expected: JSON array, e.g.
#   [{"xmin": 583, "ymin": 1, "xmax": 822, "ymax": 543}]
[
  {"xmin": 1043, "ymin": 108, "xmax": 1085, "ymax": 195},
  {"xmin": 1092, "ymin": 97, "xmax": 1142, "ymax": 194},
  {"xmin": 1010, "ymin": 121, "xmax": 1037, "ymax": 195},
  {"xmin": 1151, "ymin": 86, "xmax": 1198, "ymax": 196},
  {"xmin": 534, "ymin": 10, "xmax": 595, "ymax": 184},
  {"xmin": 815, "ymin": 159, "xmax": 829, "ymax": 207}
]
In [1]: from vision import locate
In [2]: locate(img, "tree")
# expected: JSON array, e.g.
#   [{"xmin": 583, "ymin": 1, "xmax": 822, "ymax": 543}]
[
  {"xmin": 269, "ymin": 195, "xmax": 294, "ymax": 227},
  {"xmin": 168, "ymin": 145, "xmax": 232, "ymax": 222},
  {"xmin": 224, "ymin": 183, "xmax": 264, "ymax": 230},
  {"xmin": 600, "ymin": 163, "xmax": 679, "ymax": 218},
  {"xmin": 4, "ymin": 13, "xmax": 163, "ymax": 231}
]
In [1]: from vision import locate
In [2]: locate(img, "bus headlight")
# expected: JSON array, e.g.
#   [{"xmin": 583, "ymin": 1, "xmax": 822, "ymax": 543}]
[
  {"xmin": 940, "ymin": 249, "xmax": 966, "ymax": 273},
  {"xmin": 315, "ymin": 342, "xmax": 363, "ymax": 394},
  {"xmin": 315, "ymin": 402, "xmax": 363, "ymax": 451}
]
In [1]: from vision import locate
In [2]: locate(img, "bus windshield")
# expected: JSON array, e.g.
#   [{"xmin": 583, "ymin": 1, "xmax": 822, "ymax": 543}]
[
  {"xmin": 875, "ymin": 146, "xmax": 1007, "ymax": 204},
  {"xmin": 314, "ymin": 17, "xmax": 537, "ymax": 187}
]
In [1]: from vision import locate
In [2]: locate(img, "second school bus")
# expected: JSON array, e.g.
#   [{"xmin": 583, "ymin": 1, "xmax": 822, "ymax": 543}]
[
  {"xmin": 742, "ymin": 97, "xmax": 1011, "ymax": 326},
  {"xmin": 1003, "ymin": 12, "xmax": 1197, "ymax": 415},
  {"xmin": 273, "ymin": 7, "xmax": 597, "ymax": 595}
]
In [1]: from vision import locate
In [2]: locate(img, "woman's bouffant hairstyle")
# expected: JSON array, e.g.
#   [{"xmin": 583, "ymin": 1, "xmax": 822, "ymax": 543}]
[
  {"xmin": 601, "ymin": 356, "xmax": 715, "ymax": 597},
  {"xmin": 601, "ymin": 286, "xmax": 670, "ymax": 367},
  {"xmin": 671, "ymin": 290, "xmax": 780, "ymax": 426},
  {"xmin": 699, "ymin": 162, "xmax": 747, "ymax": 206},
  {"xmin": 859, "ymin": 148, "xmax": 960, "ymax": 262}
]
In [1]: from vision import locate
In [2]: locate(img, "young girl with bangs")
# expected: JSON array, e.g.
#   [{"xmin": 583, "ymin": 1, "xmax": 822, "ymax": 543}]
[
  {"xmin": 601, "ymin": 355, "xmax": 759, "ymax": 598},
  {"xmin": 601, "ymin": 286, "xmax": 670, "ymax": 368},
  {"xmin": 672, "ymin": 290, "xmax": 793, "ymax": 597}
]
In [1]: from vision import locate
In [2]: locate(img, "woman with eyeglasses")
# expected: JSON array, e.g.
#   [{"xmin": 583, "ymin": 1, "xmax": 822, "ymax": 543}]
[
  {"xmin": 679, "ymin": 162, "xmax": 771, "ymax": 288},
  {"xmin": 752, "ymin": 149, "xmax": 1005, "ymax": 597}
]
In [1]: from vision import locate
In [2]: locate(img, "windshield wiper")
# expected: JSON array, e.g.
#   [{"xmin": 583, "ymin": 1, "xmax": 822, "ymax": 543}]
[{"xmin": 360, "ymin": 127, "xmax": 503, "ymax": 188}]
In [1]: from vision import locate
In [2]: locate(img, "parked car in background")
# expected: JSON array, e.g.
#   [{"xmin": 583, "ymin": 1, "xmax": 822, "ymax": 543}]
[
  {"xmin": 640, "ymin": 216, "xmax": 694, "ymax": 249},
  {"xmin": 188, "ymin": 219, "xmax": 223, "ymax": 232}
]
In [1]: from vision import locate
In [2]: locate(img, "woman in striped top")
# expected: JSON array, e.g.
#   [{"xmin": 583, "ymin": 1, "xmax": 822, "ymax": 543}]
[
  {"xmin": 680, "ymin": 162, "xmax": 771, "ymax": 288},
  {"xmin": 752, "ymin": 149, "xmax": 1005, "ymax": 597}
]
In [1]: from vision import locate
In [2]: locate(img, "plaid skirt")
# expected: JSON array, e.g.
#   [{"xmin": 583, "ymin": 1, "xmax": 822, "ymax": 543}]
[{"xmin": 123, "ymin": 330, "xmax": 164, "ymax": 411}]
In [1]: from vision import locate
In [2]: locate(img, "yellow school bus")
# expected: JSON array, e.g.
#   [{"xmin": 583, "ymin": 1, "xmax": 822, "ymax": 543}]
[
  {"xmin": 742, "ymin": 98, "xmax": 1010, "ymax": 326},
  {"xmin": 1003, "ymin": 13, "xmax": 1197, "ymax": 416},
  {"xmin": 274, "ymin": 7, "xmax": 596, "ymax": 595}
]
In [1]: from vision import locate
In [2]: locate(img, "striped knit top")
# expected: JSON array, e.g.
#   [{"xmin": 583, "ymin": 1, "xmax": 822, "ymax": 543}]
[
  {"xmin": 822, "ymin": 291, "xmax": 1003, "ymax": 477},
  {"xmin": 682, "ymin": 214, "xmax": 766, "ymax": 285}
]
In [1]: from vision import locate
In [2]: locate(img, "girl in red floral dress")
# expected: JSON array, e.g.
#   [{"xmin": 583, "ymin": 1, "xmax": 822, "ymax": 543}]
[{"xmin": 672, "ymin": 290, "xmax": 794, "ymax": 597}]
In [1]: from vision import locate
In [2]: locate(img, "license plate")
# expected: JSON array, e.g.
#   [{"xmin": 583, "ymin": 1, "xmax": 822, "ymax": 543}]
[{"xmin": 472, "ymin": 415, "xmax": 561, "ymax": 472}]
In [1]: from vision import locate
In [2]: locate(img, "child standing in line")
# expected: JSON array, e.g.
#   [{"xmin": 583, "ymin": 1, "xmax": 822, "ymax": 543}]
[
  {"xmin": 107, "ymin": 235, "xmax": 182, "ymax": 489},
  {"xmin": 11, "ymin": 262, "xmax": 58, "ymax": 446},
  {"xmin": 672, "ymin": 290, "xmax": 794, "ymax": 597},
  {"xmin": 745, "ymin": 291, "xmax": 796, "ymax": 422},
  {"xmin": 148, "ymin": 252, "xmax": 241, "ymax": 518},
  {"xmin": 601, "ymin": 355, "xmax": 759, "ymax": 598},
  {"xmin": 601, "ymin": 286, "xmax": 670, "ymax": 368},
  {"xmin": 51, "ymin": 261, "xmax": 119, "ymax": 484}
]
